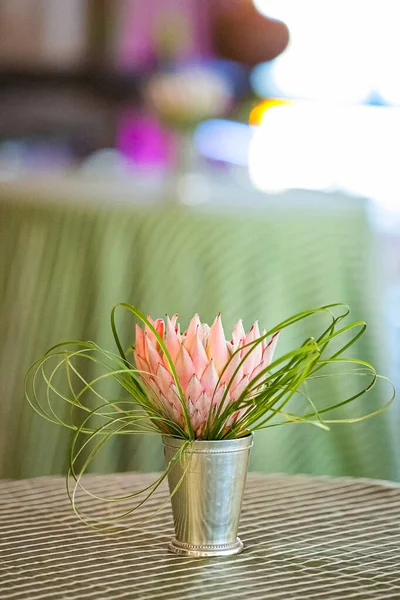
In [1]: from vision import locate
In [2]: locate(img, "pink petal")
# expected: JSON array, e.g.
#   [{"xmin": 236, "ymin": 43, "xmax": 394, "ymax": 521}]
[
  {"xmin": 168, "ymin": 383, "xmax": 182, "ymax": 409},
  {"xmin": 147, "ymin": 376, "xmax": 163, "ymax": 400},
  {"xmin": 225, "ymin": 407, "xmax": 247, "ymax": 429},
  {"xmin": 212, "ymin": 383, "xmax": 227, "ymax": 408},
  {"xmin": 232, "ymin": 319, "xmax": 246, "ymax": 349},
  {"xmin": 188, "ymin": 333, "xmax": 209, "ymax": 379},
  {"xmin": 188, "ymin": 398, "xmax": 202, "ymax": 435},
  {"xmin": 251, "ymin": 322, "xmax": 262, "ymax": 365},
  {"xmin": 249, "ymin": 332, "xmax": 280, "ymax": 386},
  {"xmin": 185, "ymin": 374, "xmax": 203, "ymax": 403},
  {"xmin": 262, "ymin": 332, "xmax": 280, "ymax": 368},
  {"xmin": 241, "ymin": 324, "xmax": 256, "ymax": 375},
  {"xmin": 261, "ymin": 329, "xmax": 267, "ymax": 351},
  {"xmin": 190, "ymin": 392, "xmax": 211, "ymax": 437},
  {"xmin": 249, "ymin": 361, "xmax": 267, "ymax": 384},
  {"xmin": 154, "ymin": 390, "xmax": 171, "ymax": 413},
  {"xmin": 169, "ymin": 313, "xmax": 180, "ymax": 335},
  {"xmin": 220, "ymin": 347, "xmax": 243, "ymax": 389},
  {"xmin": 241, "ymin": 324, "xmax": 254, "ymax": 357},
  {"xmin": 135, "ymin": 354, "xmax": 157, "ymax": 397},
  {"xmin": 134, "ymin": 354, "xmax": 151, "ymax": 375},
  {"xmin": 196, "ymin": 391, "xmax": 211, "ymax": 421},
  {"xmin": 167, "ymin": 384, "xmax": 184, "ymax": 423},
  {"xmin": 175, "ymin": 345, "xmax": 195, "ymax": 391},
  {"xmin": 231, "ymin": 374, "xmax": 250, "ymax": 402},
  {"xmin": 183, "ymin": 314, "xmax": 201, "ymax": 352},
  {"xmin": 241, "ymin": 322, "xmax": 262, "ymax": 376},
  {"xmin": 145, "ymin": 334, "xmax": 161, "ymax": 374},
  {"xmin": 134, "ymin": 324, "xmax": 145, "ymax": 358},
  {"xmin": 137, "ymin": 367, "xmax": 163, "ymax": 403},
  {"xmin": 155, "ymin": 363, "xmax": 174, "ymax": 398},
  {"xmin": 165, "ymin": 314, "xmax": 181, "ymax": 364},
  {"xmin": 144, "ymin": 315, "xmax": 157, "ymax": 345},
  {"xmin": 206, "ymin": 314, "xmax": 230, "ymax": 375},
  {"xmin": 197, "ymin": 323, "xmax": 210, "ymax": 348},
  {"xmin": 154, "ymin": 318, "xmax": 165, "ymax": 341},
  {"xmin": 200, "ymin": 360, "xmax": 219, "ymax": 399}
]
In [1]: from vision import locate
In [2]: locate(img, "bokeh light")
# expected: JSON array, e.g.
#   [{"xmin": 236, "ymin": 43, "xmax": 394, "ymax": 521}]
[
  {"xmin": 249, "ymin": 100, "xmax": 400, "ymax": 212},
  {"xmin": 194, "ymin": 119, "xmax": 252, "ymax": 166},
  {"xmin": 252, "ymin": 0, "xmax": 400, "ymax": 105},
  {"xmin": 249, "ymin": 99, "xmax": 291, "ymax": 126},
  {"xmin": 249, "ymin": 102, "xmax": 337, "ymax": 193}
]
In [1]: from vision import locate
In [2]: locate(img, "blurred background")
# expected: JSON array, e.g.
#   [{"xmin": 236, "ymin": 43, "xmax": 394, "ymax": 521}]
[{"xmin": 0, "ymin": 0, "xmax": 399, "ymax": 481}]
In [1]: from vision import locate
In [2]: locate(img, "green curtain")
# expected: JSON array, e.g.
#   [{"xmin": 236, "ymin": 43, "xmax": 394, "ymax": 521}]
[{"xmin": 0, "ymin": 188, "xmax": 398, "ymax": 480}]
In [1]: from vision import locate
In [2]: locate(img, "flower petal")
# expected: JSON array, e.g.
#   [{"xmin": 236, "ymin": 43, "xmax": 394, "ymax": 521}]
[
  {"xmin": 220, "ymin": 347, "xmax": 243, "ymax": 389},
  {"xmin": 175, "ymin": 345, "xmax": 195, "ymax": 391},
  {"xmin": 154, "ymin": 318, "xmax": 165, "ymax": 341},
  {"xmin": 232, "ymin": 319, "xmax": 246, "ymax": 349},
  {"xmin": 249, "ymin": 361, "xmax": 266, "ymax": 384},
  {"xmin": 134, "ymin": 324, "xmax": 146, "ymax": 358},
  {"xmin": 183, "ymin": 314, "xmax": 201, "ymax": 352},
  {"xmin": 200, "ymin": 360, "xmax": 219, "ymax": 399},
  {"xmin": 249, "ymin": 332, "xmax": 280, "ymax": 386},
  {"xmin": 262, "ymin": 331, "xmax": 280, "ymax": 368},
  {"xmin": 169, "ymin": 313, "xmax": 180, "ymax": 334},
  {"xmin": 241, "ymin": 322, "xmax": 263, "ymax": 375},
  {"xmin": 156, "ymin": 363, "xmax": 174, "ymax": 397},
  {"xmin": 144, "ymin": 315, "xmax": 157, "ymax": 345},
  {"xmin": 167, "ymin": 384, "xmax": 184, "ymax": 422},
  {"xmin": 134, "ymin": 353, "xmax": 151, "ymax": 375},
  {"xmin": 188, "ymin": 398, "xmax": 202, "ymax": 436},
  {"xmin": 231, "ymin": 374, "xmax": 249, "ymax": 401},
  {"xmin": 241, "ymin": 324, "xmax": 256, "ymax": 375},
  {"xmin": 251, "ymin": 321, "xmax": 262, "ymax": 365},
  {"xmin": 206, "ymin": 314, "xmax": 230, "ymax": 375},
  {"xmin": 190, "ymin": 392, "xmax": 211, "ymax": 437},
  {"xmin": 188, "ymin": 333, "xmax": 209, "ymax": 379},
  {"xmin": 185, "ymin": 374, "xmax": 203, "ymax": 404},
  {"xmin": 165, "ymin": 314, "xmax": 181, "ymax": 364},
  {"xmin": 145, "ymin": 334, "xmax": 161, "ymax": 374},
  {"xmin": 261, "ymin": 329, "xmax": 267, "ymax": 350},
  {"xmin": 197, "ymin": 323, "xmax": 210, "ymax": 348},
  {"xmin": 196, "ymin": 391, "xmax": 211, "ymax": 422},
  {"xmin": 212, "ymin": 383, "xmax": 227, "ymax": 408}
]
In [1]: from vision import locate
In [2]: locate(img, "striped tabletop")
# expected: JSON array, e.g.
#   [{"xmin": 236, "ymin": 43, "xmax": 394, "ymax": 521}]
[{"xmin": 1, "ymin": 473, "xmax": 400, "ymax": 599}]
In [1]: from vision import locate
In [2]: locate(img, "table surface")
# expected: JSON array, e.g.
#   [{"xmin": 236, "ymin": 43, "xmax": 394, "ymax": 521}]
[{"xmin": 1, "ymin": 473, "xmax": 400, "ymax": 600}]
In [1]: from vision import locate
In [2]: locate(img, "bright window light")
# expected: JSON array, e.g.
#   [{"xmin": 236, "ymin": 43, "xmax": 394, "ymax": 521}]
[
  {"xmin": 249, "ymin": 103, "xmax": 337, "ymax": 192},
  {"xmin": 249, "ymin": 102, "xmax": 400, "ymax": 212},
  {"xmin": 253, "ymin": 0, "xmax": 400, "ymax": 105}
]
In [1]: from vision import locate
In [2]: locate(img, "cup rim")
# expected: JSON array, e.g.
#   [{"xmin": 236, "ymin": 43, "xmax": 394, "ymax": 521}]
[{"xmin": 162, "ymin": 432, "xmax": 253, "ymax": 453}]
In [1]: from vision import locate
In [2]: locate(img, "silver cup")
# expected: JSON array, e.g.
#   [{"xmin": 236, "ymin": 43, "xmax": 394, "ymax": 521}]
[{"xmin": 162, "ymin": 434, "xmax": 253, "ymax": 557}]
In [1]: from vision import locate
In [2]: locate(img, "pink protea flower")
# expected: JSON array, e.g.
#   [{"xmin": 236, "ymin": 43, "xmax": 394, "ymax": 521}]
[{"xmin": 133, "ymin": 314, "xmax": 279, "ymax": 437}]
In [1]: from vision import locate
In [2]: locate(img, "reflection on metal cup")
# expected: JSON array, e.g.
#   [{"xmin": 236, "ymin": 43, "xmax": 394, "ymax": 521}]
[{"xmin": 163, "ymin": 434, "xmax": 253, "ymax": 557}]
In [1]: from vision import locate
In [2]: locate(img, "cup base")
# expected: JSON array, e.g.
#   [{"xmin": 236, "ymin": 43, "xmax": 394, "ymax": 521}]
[{"xmin": 168, "ymin": 537, "xmax": 244, "ymax": 557}]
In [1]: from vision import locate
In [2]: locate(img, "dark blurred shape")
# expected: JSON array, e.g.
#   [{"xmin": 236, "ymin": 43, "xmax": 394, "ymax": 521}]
[
  {"xmin": 0, "ymin": 0, "xmax": 88, "ymax": 70},
  {"xmin": 86, "ymin": 0, "xmax": 113, "ymax": 68},
  {"xmin": 0, "ymin": 69, "xmax": 141, "ymax": 163},
  {"xmin": 212, "ymin": 0, "xmax": 289, "ymax": 66},
  {"xmin": 206, "ymin": 59, "xmax": 250, "ymax": 98}
]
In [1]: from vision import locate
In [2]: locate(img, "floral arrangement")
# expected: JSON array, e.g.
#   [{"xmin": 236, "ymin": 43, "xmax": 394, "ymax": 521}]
[
  {"xmin": 26, "ymin": 303, "xmax": 394, "ymax": 525},
  {"xmin": 133, "ymin": 313, "xmax": 280, "ymax": 438}
]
